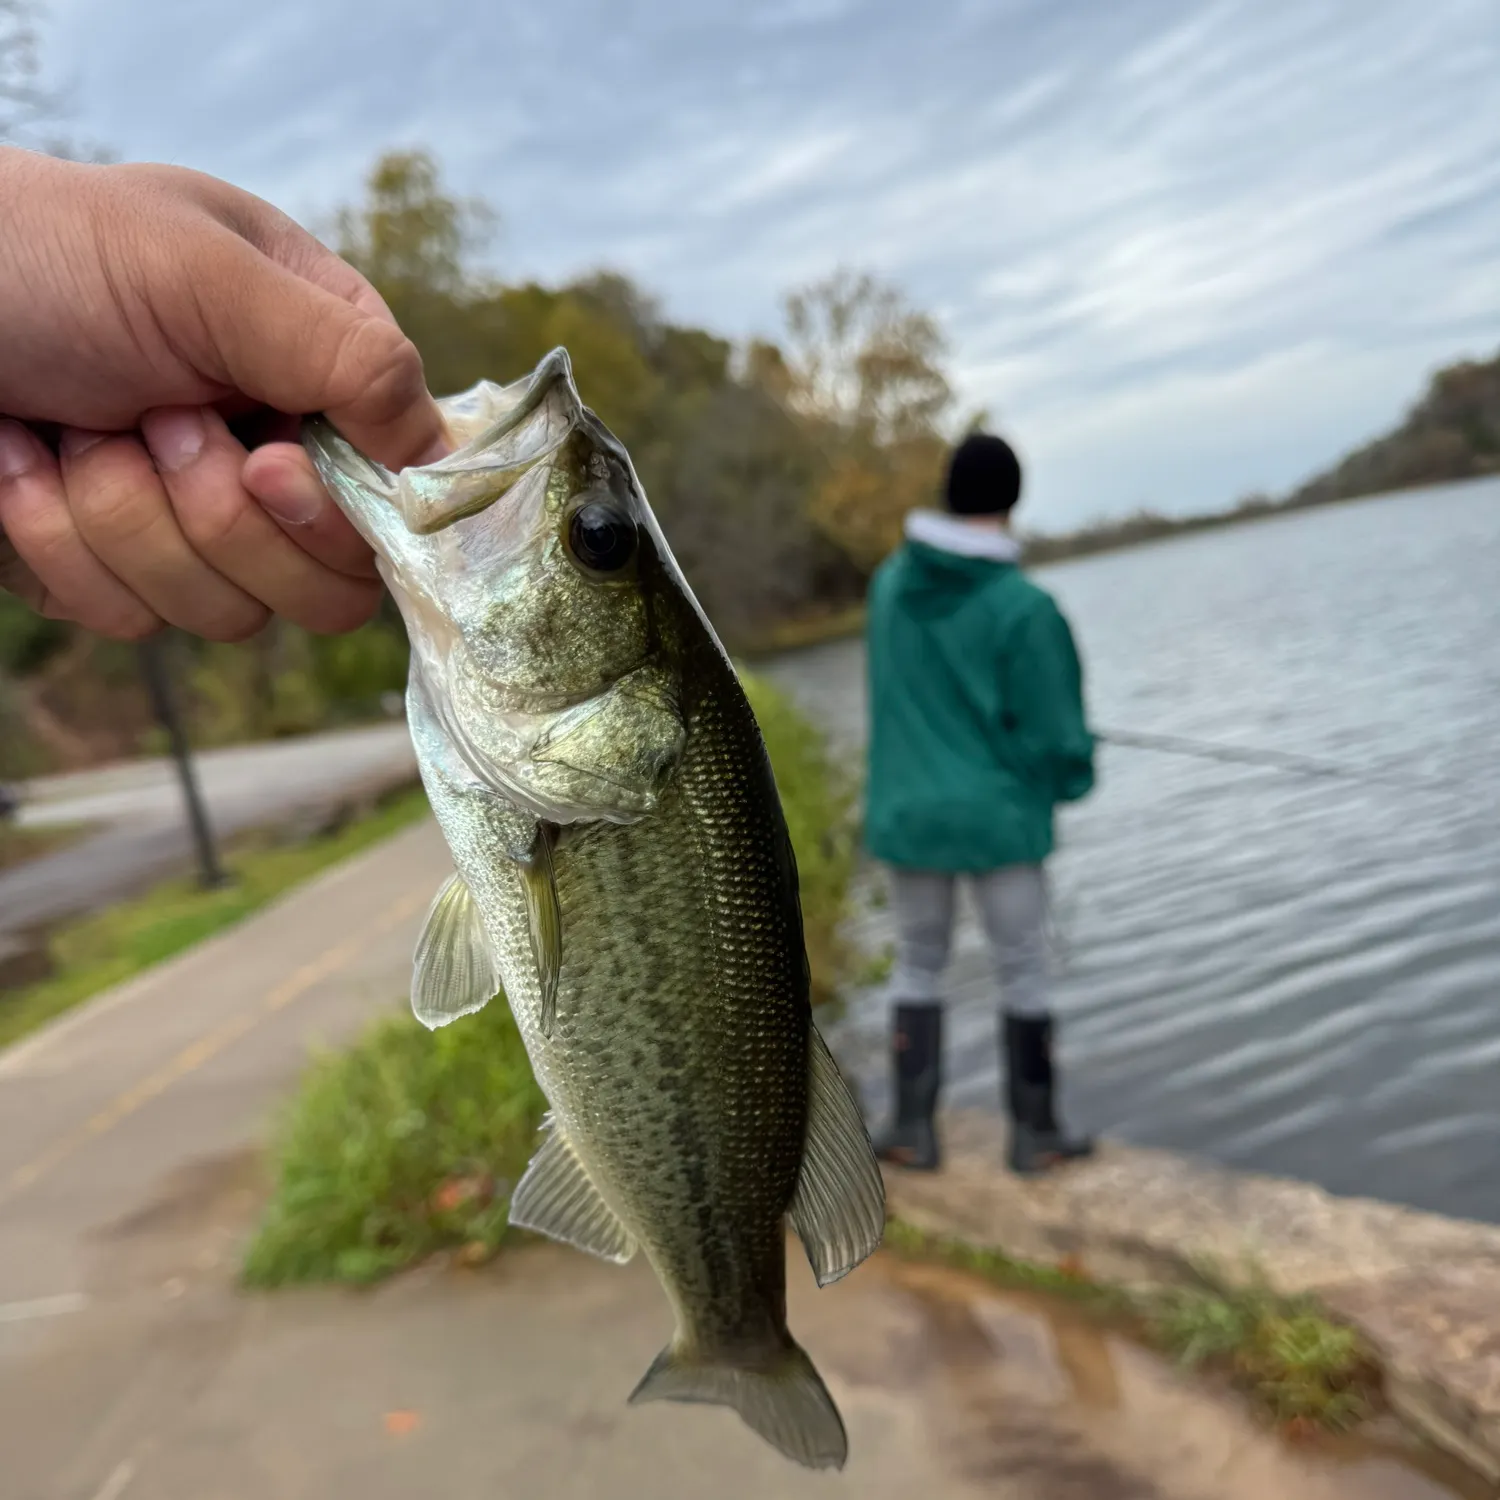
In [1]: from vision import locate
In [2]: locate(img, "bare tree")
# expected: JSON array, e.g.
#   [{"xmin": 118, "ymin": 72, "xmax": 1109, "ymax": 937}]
[{"xmin": 783, "ymin": 269, "xmax": 953, "ymax": 446}]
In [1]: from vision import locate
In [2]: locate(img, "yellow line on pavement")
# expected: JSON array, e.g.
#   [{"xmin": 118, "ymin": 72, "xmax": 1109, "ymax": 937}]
[{"xmin": 0, "ymin": 886, "xmax": 428, "ymax": 1210}]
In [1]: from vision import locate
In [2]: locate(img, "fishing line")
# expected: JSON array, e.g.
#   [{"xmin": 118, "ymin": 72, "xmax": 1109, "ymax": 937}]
[
  {"xmin": 1040, "ymin": 725, "xmax": 1493, "ymax": 973},
  {"xmin": 1094, "ymin": 726, "xmax": 1478, "ymax": 801}
]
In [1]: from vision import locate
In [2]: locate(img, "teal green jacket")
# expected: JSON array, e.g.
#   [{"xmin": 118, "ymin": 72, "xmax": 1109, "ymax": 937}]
[{"xmin": 863, "ymin": 516, "xmax": 1095, "ymax": 871}]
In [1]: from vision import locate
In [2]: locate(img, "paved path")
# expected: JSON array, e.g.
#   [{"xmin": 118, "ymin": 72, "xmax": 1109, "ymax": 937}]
[
  {"xmin": 0, "ymin": 723, "xmax": 417, "ymax": 944},
  {"xmin": 0, "ymin": 820, "xmax": 1467, "ymax": 1499}
]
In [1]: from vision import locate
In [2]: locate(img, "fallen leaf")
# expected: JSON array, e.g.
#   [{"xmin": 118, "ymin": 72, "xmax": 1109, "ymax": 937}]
[
  {"xmin": 1281, "ymin": 1416, "xmax": 1317, "ymax": 1445},
  {"xmin": 431, "ymin": 1174, "xmax": 495, "ymax": 1214},
  {"xmin": 432, "ymin": 1180, "xmax": 468, "ymax": 1213}
]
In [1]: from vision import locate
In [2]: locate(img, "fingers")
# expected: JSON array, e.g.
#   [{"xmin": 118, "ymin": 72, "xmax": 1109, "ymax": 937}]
[
  {"xmin": 163, "ymin": 164, "xmax": 401, "ymax": 328},
  {"xmin": 0, "ymin": 420, "xmax": 161, "ymax": 638},
  {"xmin": 0, "ymin": 413, "xmax": 384, "ymax": 643},
  {"xmin": 222, "ymin": 403, "xmax": 381, "ymax": 581},
  {"xmin": 244, "ymin": 210, "xmax": 401, "ymax": 328},
  {"xmin": 59, "ymin": 428, "xmax": 270, "ymax": 641},
  {"xmin": 0, "ymin": 512, "xmax": 47, "ymax": 614},
  {"xmin": 240, "ymin": 442, "xmax": 380, "ymax": 581},
  {"xmin": 193, "ymin": 234, "xmax": 451, "ymax": 472},
  {"xmin": 0, "ymin": 531, "xmax": 51, "ymax": 617},
  {"xmin": 141, "ymin": 408, "xmax": 382, "ymax": 632}
]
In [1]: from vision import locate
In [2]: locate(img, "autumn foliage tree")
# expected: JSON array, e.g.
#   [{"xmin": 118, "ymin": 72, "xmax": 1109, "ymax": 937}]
[
  {"xmin": 782, "ymin": 270, "xmax": 955, "ymax": 570},
  {"xmin": 1287, "ymin": 352, "xmax": 1500, "ymax": 508},
  {"xmin": 329, "ymin": 151, "xmax": 859, "ymax": 641}
]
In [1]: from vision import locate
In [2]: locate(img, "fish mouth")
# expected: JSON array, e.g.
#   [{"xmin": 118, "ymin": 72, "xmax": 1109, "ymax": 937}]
[
  {"xmin": 304, "ymin": 347, "xmax": 634, "ymax": 542},
  {"xmin": 306, "ymin": 349, "xmax": 737, "ymax": 704}
]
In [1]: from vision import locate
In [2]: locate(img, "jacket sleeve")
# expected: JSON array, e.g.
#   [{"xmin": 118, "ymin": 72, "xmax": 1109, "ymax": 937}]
[{"xmin": 1008, "ymin": 596, "xmax": 1096, "ymax": 804}]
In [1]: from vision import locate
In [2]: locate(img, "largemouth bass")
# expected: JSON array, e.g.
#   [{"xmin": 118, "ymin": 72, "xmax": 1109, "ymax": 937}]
[{"xmin": 304, "ymin": 348, "xmax": 885, "ymax": 1471}]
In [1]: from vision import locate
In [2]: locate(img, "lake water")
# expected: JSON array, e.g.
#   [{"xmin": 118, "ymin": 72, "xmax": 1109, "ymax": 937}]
[{"xmin": 765, "ymin": 477, "xmax": 1500, "ymax": 1225}]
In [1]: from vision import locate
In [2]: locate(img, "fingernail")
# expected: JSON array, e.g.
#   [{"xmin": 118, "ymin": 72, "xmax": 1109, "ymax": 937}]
[
  {"xmin": 60, "ymin": 428, "xmax": 108, "ymax": 459},
  {"xmin": 0, "ymin": 421, "xmax": 36, "ymax": 479},
  {"xmin": 142, "ymin": 408, "xmax": 205, "ymax": 473},
  {"xmin": 258, "ymin": 467, "xmax": 327, "ymax": 527}
]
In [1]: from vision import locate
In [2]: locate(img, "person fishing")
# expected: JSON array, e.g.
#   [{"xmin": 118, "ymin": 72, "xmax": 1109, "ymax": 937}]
[{"xmin": 864, "ymin": 431, "xmax": 1097, "ymax": 1176}]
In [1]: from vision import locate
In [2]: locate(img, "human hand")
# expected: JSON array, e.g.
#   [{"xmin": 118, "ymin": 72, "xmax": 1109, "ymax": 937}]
[{"xmin": 0, "ymin": 147, "xmax": 449, "ymax": 641}]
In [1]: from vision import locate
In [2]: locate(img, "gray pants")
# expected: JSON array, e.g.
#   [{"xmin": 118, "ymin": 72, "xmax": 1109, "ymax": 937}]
[{"xmin": 887, "ymin": 865, "xmax": 1051, "ymax": 1019}]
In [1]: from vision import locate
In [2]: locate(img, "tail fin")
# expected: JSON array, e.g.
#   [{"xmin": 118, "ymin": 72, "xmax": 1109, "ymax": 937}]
[{"xmin": 628, "ymin": 1339, "xmax": 848, "ymax": 1471}]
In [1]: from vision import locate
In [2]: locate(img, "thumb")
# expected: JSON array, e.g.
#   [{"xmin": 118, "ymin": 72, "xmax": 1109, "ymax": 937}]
[{"xmin": 189, "ymin": 230, "xmax": 449, "ymax": 471}]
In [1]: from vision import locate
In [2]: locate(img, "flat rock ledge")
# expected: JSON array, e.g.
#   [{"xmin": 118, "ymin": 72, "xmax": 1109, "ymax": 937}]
[{"xmin": 884, "ymin": 1110, "xmax": 1500, "ymax": 1484}]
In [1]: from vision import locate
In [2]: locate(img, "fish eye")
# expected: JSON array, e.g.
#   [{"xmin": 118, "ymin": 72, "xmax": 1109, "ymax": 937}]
[{"xmin": 568, "ymin": 501, "xmax": 638, "ymax": 575}]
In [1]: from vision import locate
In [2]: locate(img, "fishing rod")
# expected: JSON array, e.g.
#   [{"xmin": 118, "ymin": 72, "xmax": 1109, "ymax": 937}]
[{"xmin": 1094, "ymin": 726, "xmax": 1475, "ymax": 800}]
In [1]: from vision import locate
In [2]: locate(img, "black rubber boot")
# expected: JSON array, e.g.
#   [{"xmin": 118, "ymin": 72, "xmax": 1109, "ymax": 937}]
[
  {"xmin": 1004, "ymin": 1013, "xmax": 1095, "ymax": 1177},
  {"xmin": 872, "ymin": 1001, "xmax": 943, "ymax": 1171}
]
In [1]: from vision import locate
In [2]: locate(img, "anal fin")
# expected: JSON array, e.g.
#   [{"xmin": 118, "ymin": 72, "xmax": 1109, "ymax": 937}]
[
  {"xmin": 789, "ymin": 1025, "xmax": 887, "ymax": 1287},
  {"xmin": 411, "ymin": 872, "xmax": 498, "ymax": 1030},
  {"xmin": 508, "ymin": 1115, "xmax": 636, "ymax": 1264}
]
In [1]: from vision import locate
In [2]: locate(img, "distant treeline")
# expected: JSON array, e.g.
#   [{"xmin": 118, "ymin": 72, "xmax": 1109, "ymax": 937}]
[
  {"xmin": 2, "ymin": 148, "xmax": 1497, "ymax": 774},
  {"xmin": 1284, "ymin": 353, "xmax": 1500, "ymax": 504},
  {"xmin": 1023, "ymin": 348, "xmax": 1500, "ymax": 566}
]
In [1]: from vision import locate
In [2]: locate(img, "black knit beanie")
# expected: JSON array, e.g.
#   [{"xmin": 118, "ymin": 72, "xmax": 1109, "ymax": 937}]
[{"xmin": 945, "ymin": 432, "xmax": 1023, "ymax": 516}]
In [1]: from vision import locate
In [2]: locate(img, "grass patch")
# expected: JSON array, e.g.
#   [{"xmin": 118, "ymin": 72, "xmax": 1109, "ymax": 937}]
[
  {"xmin": 245, "ymin": 673, "xmax": 861, "ymax": 1288},
  {"xmin": 0, "ymin": 820, "xmax": 94, "ymax": 872},
  {"xmin": 883, "ymin": 1218, "xmax": 1132, "ymax": 1319},
  {"xmin": 741, "ymin": 670, "xmax": 859, "ymax": 1010},
  {"xmin": 243, "ymin": 998, "xmax": 545, "ymax": 1286},
  {"xmin": 885, "ymin": 1219, "xmax": 1380, "ymax": 1435},
  {"xmin": 1149, "ymin": 1277, "xmax": 1379, "ymax": 1433},
  {"xmin": 0, "ymin": 785, "xmax": 429, "ymax": 1050}
]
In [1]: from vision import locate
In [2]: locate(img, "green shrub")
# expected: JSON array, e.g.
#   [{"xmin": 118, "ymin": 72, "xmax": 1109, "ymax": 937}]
[
  {"xmin": 308, "ymin": 618, "xmax": 411, "ymax": 710},
  {"xmin": 1149, "ymin": 1279, "xmax": 1378, "ymax": 1432},
  {"xmin": 741, "ymin": 670, "xmax": 858, "ymax": 1009},
  {"xmin": 243, "ymin": 998, "xmax": 544, "ymax": 1286},
  {"xmin": 887, "ymin": 1219, "xmax": 1380, "ymax": 1435}
]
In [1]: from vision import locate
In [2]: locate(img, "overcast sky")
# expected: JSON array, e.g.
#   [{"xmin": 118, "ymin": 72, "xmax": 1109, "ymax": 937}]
[{"xmin": 30, "ymin": 0, "xmax": 1500, "ymax": 529}]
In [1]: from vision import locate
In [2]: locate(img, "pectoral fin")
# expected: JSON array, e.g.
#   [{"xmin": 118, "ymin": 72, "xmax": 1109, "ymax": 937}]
[
  {"xmin": 789, "ymin": 1026, "xmax": 887, "ymax": 1287},
  {"xmin": 508, "ymin": 1114, "xmax": 636, "ymax": 1264},
  {"xmin": 522, "ymin": 824, "xmax": 562, "ymax": 1038},
  {"xmin": 411, "ymin": 872, "xmax": 499, "ymax": 1030}
]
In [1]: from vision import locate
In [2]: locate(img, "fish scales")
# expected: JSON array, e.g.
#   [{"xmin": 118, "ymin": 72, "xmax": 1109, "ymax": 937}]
[{"xmin": 472, "ymin": 626, "xmax": 807, "ymax": 1350}]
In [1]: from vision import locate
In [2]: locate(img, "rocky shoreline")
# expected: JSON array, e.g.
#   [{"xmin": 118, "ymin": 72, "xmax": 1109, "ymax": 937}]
[{"xmin": 885, "ymin": 1110, "xmax": 1500, "ymax": 1485}]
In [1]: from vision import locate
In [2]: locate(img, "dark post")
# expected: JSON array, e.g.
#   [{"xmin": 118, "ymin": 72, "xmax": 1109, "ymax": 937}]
[{"xmin": 138, "ymin": 633, "xmax": 228, "ymax": 890}]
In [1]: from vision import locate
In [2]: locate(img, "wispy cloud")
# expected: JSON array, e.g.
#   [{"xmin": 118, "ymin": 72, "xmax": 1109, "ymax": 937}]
[{"xmin": 36, "ymin": 0, "xmax": 1500, "ymax": 526}]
